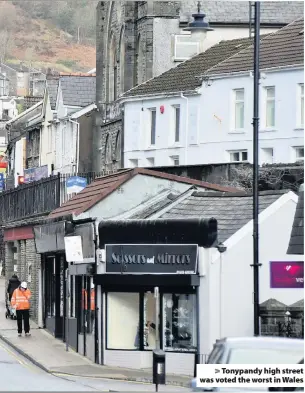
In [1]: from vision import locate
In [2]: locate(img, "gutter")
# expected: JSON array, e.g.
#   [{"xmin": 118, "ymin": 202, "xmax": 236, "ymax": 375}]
[
  {"xmin": 119, "ymin": 89, "xmax": 200, "ymax": 104},
  {"xmin": 5, "ymin": 100, "xmax": 43, "ymax": 126},
  {"xmin": 204, "ymin": 64, "xmax": 304, "ymax": 81}
]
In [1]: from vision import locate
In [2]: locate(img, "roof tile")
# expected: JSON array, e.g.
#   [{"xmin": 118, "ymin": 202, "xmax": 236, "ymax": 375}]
[{"xmin": 48, "ymin": 168, "xmax": 241, "ymax": 219}]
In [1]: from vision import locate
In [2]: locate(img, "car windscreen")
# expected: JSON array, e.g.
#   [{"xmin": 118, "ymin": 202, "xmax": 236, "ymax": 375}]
[{"xmin": 228, "ymin": 348, "xmax": 304, "ymax": 364}]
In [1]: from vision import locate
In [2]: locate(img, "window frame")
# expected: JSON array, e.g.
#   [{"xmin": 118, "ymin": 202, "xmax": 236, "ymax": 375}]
[
  {"xmin": 233, "ymin": 88, "xmax": 245, "ymax": 130},
  {"xmin": 105, "ymin": 289, "xmax": 197, "ymax": 353},
  {"xmin": 299, "ymin": 83, "xmax": 304, "ymax": 127},
  {"xmin": 294, "ymin": 146, "xmax": 304, "ymax": 162},
  {"xmin": 228, "ymin": 150, "xmax": 248, "ymax": 163},
  {"xmin": 149, "ymin": 108, "xmax": 156, "ymax": 146},
  {"xmin": 264, "ymin": 86, "xmax": 276, "ymax": 128},
  {"xmin": 173, "ymin": 105, "xmax": 181, "ymax": 143},
  {"xmin": 174, "ymin": 34, "xmax": 200, "ymax": 61}
]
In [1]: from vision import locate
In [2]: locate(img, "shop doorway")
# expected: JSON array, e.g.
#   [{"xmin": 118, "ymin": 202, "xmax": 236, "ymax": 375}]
[
  {"xmin": 43, "ymin": 254, "xmax": 67, "ymax": 338},
  {"xmin": 76, "ymin": 275, "xmax": 95, "ymax": 361}
]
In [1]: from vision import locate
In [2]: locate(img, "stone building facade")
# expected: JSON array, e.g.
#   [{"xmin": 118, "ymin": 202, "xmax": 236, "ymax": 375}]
[{"xmin": 94, "ymin": 0, "xmax": 304, "ymax": 173}]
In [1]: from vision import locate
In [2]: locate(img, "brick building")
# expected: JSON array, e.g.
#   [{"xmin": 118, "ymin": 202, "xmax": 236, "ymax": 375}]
[{"xmin": 94, "ymin": 0, "xmax": 303, "ymax": 172}]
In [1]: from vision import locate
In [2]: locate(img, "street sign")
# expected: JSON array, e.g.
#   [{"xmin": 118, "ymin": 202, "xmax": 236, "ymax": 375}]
[{"xmin": 66, "ymin": 176, "xmax": 87, "ymax": 194}]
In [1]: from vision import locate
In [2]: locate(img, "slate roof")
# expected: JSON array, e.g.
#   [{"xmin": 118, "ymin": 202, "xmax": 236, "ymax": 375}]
[
  {"xmin": 59, "ymin": 75, "xmax": 96, "ymax": 107},
  {"xmin": 48, "ymin": 168, "xmax": 240, "ymax": 219},
  {"xmin": 287, "ymin": 184, "xmax": 304, "ymax": 255},
  {"xmin": 46, "ymin": 78, "xmax": 59, "ymax": 110},
  {"xmin": 180, "ymin": 1, "xmax": 304, "ymax": 25},
  {"xmin": 123, "ymin": 36, "xmax": 256, "ymax": 97},
  {"xmin": 128, "ymin": 190, "xmax": 184, "ymax": 219},
  {"xmin": 207, "ymin": 18, "xmax": 304, "ymax": 76},
  {"xmin": 159, "ymin": 190, "xmax": 289, "ymax": 243}
]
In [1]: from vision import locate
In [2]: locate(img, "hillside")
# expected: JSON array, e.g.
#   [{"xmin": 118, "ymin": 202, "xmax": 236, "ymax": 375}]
[{"xmin": 0, "ymin": 1, "xmax": 96, "ymax": 72}]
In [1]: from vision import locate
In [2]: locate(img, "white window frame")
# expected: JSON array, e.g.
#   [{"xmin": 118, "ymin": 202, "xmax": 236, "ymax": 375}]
[
  {"xmin": 172, "ymin": 105, "xmax": 181, "ymax": 143},
  {"xmin": 233, "ymin": 89, "xmax": 245, "ymax": 130},
  {"xmin": 149, "ymin": 108, "xmax": 156, "ymax": 146},
  {"xmin": 129, "ymin": 158, "xmax": 139, "ymax": 168},
  {"xmin": 297, "ymin": 83, "xmax": 304, "ymax": 128},
  {"xmin": 264, "ymin": 86, "xmax": 276, "ymax": 129},
  {"xmin": 173, "ymin": 34, "xmax": 200, "ymax": 62},
  {"xmin": 294, "ymin": 146, "xmax": 304, "ymax": 162},
  {"xmin": 170, "ymin": 155, "xmax": 180, "ymax": 166},
  {"xmin": 146, "ymin": 157, "xmax": 155, "ymax": 167},
  {"xmin": 261, "ymin": 147, "xmax": 274, "ymax": 165},
  {"xmin": 228, "ymin": 150, "xmax": 248, "ymax": 163}
]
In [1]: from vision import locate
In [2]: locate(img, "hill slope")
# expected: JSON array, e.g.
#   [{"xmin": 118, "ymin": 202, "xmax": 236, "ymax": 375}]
[{"xmin": 0, "ymin": 1, "xmax": 96, "ymax": 72}]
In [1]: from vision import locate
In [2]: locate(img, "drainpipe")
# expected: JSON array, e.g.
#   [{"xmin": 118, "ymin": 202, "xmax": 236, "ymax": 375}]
[
  {"xmin": 68, "ymin": 118, "xmax": 80, "ymax": 173},
  {"xmin": 180, "ymin": 93, "xmax": 189, "ymax": 165}
]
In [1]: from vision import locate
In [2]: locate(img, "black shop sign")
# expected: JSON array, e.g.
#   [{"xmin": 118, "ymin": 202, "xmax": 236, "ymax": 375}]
[{"xmin": 105, "ymin": 244, "xmax": 198, "ymax": 274}]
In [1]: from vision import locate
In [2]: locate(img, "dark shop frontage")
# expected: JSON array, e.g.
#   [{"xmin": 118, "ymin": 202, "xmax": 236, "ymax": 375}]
[
  {"xmin": 95, "ymin": 218, "xmax": 218, "ymax": 376},
  {"xmin": 33, "ymin": 218, "xmax": 97, "ymax": 362}
]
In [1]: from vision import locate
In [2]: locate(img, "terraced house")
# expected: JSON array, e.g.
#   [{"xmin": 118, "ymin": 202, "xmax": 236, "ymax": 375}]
[{"xmin": 94, "ymin": 0, "xmax": 303, "ymax": 172}]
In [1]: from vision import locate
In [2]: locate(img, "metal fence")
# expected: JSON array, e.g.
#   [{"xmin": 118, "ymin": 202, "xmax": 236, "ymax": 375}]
[{"xmin": 0, "ymin": 170, "xmax": 113, "ymax": 224}]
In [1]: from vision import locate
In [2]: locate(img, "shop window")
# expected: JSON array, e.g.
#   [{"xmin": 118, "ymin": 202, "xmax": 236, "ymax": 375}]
[
  {"xmin": 45, "ymin": 257, "xmax": 56, "ymax": 318},
  {"xmin": 143, "ymin": 292, "xmax": 158, "ymax": 350},
  {"xmin": 107, "ymin": 292, "xmax": 140, "ymax": 350},
  {"xmin": 163, "ymin": 293, "xmax": 197, "ymax": 352}
]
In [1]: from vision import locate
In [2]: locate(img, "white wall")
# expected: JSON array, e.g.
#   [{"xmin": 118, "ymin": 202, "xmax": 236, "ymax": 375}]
[
  {"xmin": 40, "ymin": 94, "xmax": 55, "ymax": 172},
  {"xmin": 77, "ymin": 174, "xmax": 206, "ymax": 221},
  {"xmin": 200, "ymin": 192, "xmax": 303, "ymax": 355},
  {"xmin": 153, "ymin": 20, "xmax": 278, "ymax": 78},
  {"xmin": 124, "ymin": 68, "xmax": 304, "ymax": 167},
  {"xmin": 54, "ymin": 119, "xmax": 78, "ymax": 174}
]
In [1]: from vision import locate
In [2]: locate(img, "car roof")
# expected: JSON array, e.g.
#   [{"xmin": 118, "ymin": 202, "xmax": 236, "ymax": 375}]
[{"xmin": 216, "ymin": 337, "xmax": 304, "ymax": 350}]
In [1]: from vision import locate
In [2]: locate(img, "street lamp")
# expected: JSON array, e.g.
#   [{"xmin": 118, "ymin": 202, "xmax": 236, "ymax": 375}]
[
  {"xmin": 251, "ymin": 1, "xmax": 262, "ymax": 337},
  {"xmin": 278, "ymin": 311, "xmax": 293, "ymax": 337}
]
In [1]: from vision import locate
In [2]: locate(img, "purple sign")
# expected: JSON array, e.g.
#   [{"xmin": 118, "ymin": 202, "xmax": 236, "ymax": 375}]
[
  {"xmin": 24, "ymin": 165, "xmax": 48, "ymax": 183},
  {"xmin": 270, "ymin": 262, "xmax": 304, "ymax": 289}
]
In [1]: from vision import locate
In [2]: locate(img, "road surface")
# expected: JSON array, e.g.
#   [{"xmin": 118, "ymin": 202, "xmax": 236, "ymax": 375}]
[{"xmin": 0, "ymin": 338, "xmax": 190, "ymax": 391}]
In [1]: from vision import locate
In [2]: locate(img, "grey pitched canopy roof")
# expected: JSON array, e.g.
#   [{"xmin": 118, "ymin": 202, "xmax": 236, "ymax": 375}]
[
  {"xmin": 287, "ymin": 184, "xmax": 304, "ymax": 255},
  {"xmin": 59, "ymin": 76, "xmax": 96, "ymax": 107},
  {"xmin": 123, "ymin": 36, "xmax": 256, "ymax": 98},
  {"xmin": 180, "ymin": 1, "xmax": 304, "ymax": 25},
  {"xmin": 46, "ymin": 78, "xmax": 59, "ymax": 110},
  {"xmin": 159, "ymin": 190, "xmax": 289, "ymax": 243},
  {"xmin": 207, "ymin": 18, "xmax": 304, "ymax": 76}
]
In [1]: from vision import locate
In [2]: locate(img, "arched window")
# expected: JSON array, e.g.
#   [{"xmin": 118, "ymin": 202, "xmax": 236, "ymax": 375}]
[
  {"xmin": 114, "ymin": 131, "xmax": 121, "ymax": 168},
  {"xmin": 136, "ymin": 34, "xmax": 144, "ymax": 85},
  {"xmin": 119, "ymin": 27, "xmax": 125, "ymax": 95},
  {"xmin": 108, "ymin": 34, "xmax": 117, "ymax": 102},
  {"xmin": 105, "ymin": 134, "xmax": 112, "ymax": 171}
]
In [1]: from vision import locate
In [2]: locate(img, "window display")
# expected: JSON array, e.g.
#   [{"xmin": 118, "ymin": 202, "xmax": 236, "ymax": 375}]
[
  {"xmin": 163, "ymin": 293, "xmax": 197, "ymax": 352},
  {"xmin": 143, "ymin": 292, "xmax": 157, "ymax": 350},
  {"xmin": 107, "ymin": 292, "xmax": 140, "ymax": 350}
]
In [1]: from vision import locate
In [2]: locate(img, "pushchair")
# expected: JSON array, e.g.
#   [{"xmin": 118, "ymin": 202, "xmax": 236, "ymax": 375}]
[{"xmin": 5, "ymin": 294, "xmax": 17, "ymax": 320}]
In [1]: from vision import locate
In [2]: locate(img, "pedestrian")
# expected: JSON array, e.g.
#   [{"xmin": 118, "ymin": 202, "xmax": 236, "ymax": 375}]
[
  {"xmin": 11, "ymin": 281, "xmax": 31, "ymax": 337},
  {"xmin": 7, "ymin": 274, "xmax": 21, "ymax": 301}
]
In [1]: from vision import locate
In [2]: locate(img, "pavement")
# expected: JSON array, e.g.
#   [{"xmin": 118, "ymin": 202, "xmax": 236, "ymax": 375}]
[{"xmin": 0, "ymin": 278, "xmax": 191, "ymax": 389}]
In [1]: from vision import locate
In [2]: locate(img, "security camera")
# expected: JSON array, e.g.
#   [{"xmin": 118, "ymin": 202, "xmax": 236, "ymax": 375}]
[{"xmin": 217, "ymin": 243, "xmax": 227, "ymax": 253}]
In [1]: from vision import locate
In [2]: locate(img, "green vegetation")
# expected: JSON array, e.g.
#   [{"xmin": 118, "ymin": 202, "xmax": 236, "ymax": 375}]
[
  {"xmin": 11, "ymin": 0, "xmax": 98, "ymax": 45},
  {"xmin": 56, "ymin": 59, "xmax": 77, "ymax": 68}
]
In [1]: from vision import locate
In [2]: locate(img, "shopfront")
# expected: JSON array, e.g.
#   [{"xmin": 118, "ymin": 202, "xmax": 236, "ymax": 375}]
[
  {"xmin": 34, "ymin": 218, "xmax": 97, "ymax": 360},
  {"xmin": 95, "ymin": 218, "xmax": 218, "ymax": 376}
]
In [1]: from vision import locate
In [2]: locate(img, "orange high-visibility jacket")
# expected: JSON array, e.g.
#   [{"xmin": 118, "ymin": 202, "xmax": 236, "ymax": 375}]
[
  {"xmin": 82, "ymin": 289, "xmax": 95, "ymax": 311},
  {"xmin": 11, "ymin": 288, "xmax": 31, "ymax": 310}
]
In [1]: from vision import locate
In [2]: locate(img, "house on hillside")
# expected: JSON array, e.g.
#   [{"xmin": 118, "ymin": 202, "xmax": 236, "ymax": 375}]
[
  {"xmin": 121, "ymin": 18, "xmax": 304, "ymax": 167},
  {"xmin": 0, "ymin": 62, "xmax": 46, "ymax": 97},
  {"xmin": 94, "ymin": 0, "xmax": 304, "ymax": 172}
]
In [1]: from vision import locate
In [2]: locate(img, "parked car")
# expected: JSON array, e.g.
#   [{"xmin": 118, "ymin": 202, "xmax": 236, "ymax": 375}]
[{"xmin": 192, "ymin": 337, "xmax": 304, "ymax": 392}]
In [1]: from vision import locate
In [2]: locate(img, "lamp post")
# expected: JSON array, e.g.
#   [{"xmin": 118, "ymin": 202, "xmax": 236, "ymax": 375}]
[
  {"xmin": 278, "ymin": 311, "xmax": 293, "ymax": 337},
  {"xmin": 251, "ymin": 0, "xmax": 262, "ymax": 337}
]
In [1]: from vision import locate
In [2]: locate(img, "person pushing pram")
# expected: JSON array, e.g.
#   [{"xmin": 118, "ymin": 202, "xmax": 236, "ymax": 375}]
[{"xmin": 6, "ymin": 274, "xmax": 20, "ymax": 320}]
